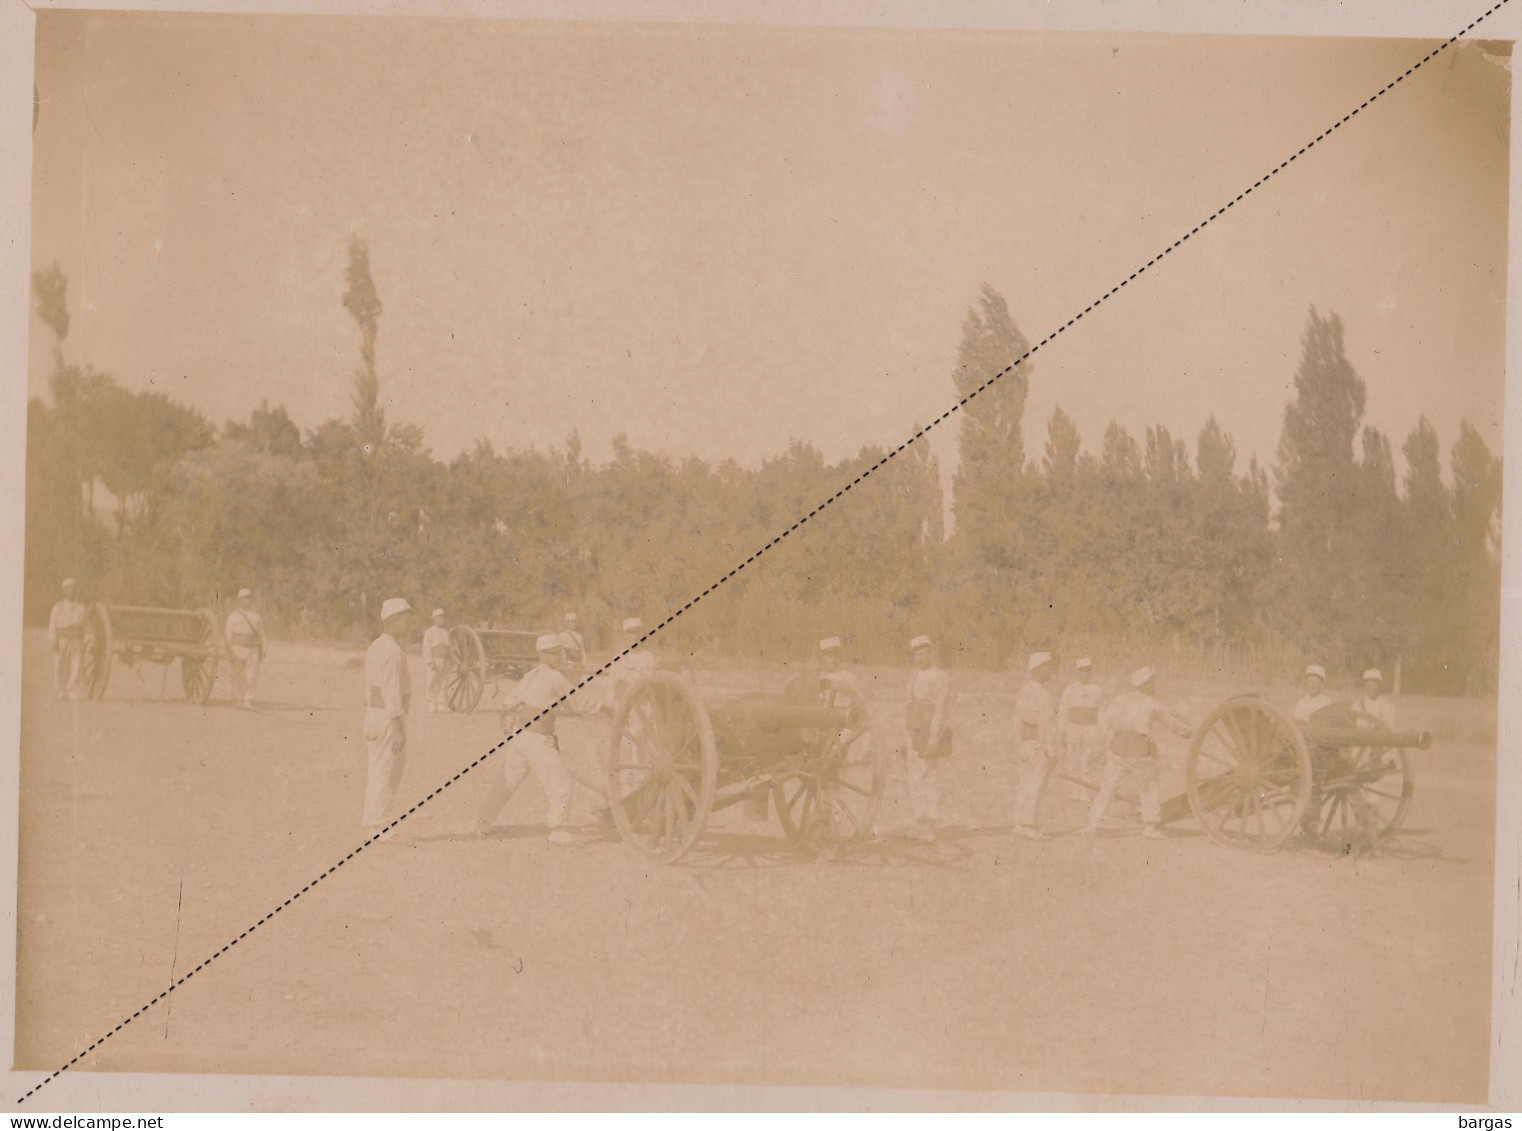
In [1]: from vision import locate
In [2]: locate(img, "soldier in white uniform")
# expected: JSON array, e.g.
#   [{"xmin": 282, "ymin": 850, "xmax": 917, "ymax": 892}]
[
  {"xmin": 224, "ymin": 588, "xmax": 267, "ymax": 710},
  {"xmin": 1082, "ymin": 666, "xmax": 1192, "ymax": 839},
  {"xmin": 559, "ymin": 613, "xmax": 587, "ymax": 667},
  {"xmin": 477, "ymin": 634, "xmax": 580, "ymax": 845},
  {"xmin": 604, "ymin": 616, "xmax": 658, "ymax": 712},
  {"xmin": 422, "ymin": 608, "xmax": 452, "ymax": 712},
  {"xmin": 1351, "ymin": 668, "xmax": 1397, "ymax": 730},
  {"xmin": 1057, "ymin": 657, "xmax": 1104, "ymax": 799},
  {"xmin": 818, "ymin": 636, "xmax": 867, "ymax": 734},
  {"xmin": 1012, "ymin": 652, "xmax": 1058, "ymax": 839},
  {"xmin": 1292, "ymin": 664, "xmax": 1333, "ymax": 723},
  {"xmin": 362, "ymin": 597, "xmax": 413, "ymax": 838},
  {"xmin": 904, "ymin": 635, "xmax": 953, "ymax": 842},
  {"xmin": 47, "ymin": 578, "xmax": 87, "ymax": 699}
]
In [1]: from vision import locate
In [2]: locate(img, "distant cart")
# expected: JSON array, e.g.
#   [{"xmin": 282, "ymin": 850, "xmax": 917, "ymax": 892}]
[
  {"xmin": 441, "ymin": 626, "xmax": 600, "ymax": 713},
  {"xmin": 78, "ymin": 603, "xmax": 231, "ymax": 705},
  {"xmin": 441, "ymin": 626, "xmax": 540, "ymax": 713},
  {"xmin": 603, "ymin": 671, "xmax": 887, "ymax": 862}
]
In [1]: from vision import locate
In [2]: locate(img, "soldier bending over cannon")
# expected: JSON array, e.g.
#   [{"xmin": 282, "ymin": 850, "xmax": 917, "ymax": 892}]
[{"xmin": 1082, "ymin": 666, "xmax": 1192, "ymax": 839}]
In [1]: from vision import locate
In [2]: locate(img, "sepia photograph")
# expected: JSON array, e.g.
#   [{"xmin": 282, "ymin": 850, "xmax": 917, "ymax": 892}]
[{"xmin": 3, "ymin": 0, "xmax": 1520, "ymax": 1113}]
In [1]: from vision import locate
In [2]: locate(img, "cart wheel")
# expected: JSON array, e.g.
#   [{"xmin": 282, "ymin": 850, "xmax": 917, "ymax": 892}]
[
  {"xmin": 1306, "ymin": 712, "xmax": 1414, "ymax": 849},
  {"xmin": 179, "ymin": 609, "xmax": 219, "ymax": 705},
  {"xmin": 80, "ymin": 602, "xmax": 113, "ymax": 700},
  {"xmin": 1187, "ymin": 696, "xmax": 1312, "ymax": 852},
  {"xmin": 606, "ymin": 672, "xmax": 717, "ymax": 862},
  {"xmin": 446, "ymin": 626, "xmax": 487, "ymax": 712},
  {"xmin": 773, "ymin": 681, "xmax": 886, "ymax": 850}
]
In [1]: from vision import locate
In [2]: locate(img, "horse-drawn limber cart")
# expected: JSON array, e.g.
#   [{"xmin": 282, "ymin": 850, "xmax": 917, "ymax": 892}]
[
  {"xmin": 78, "ymin": 602, "xmax": 233, "ymax": 705},
  {"xmin": 1169, "ymin": 694, "xmax": 1431, "ymax": 852},
  {"xmin": 602, "ymin": 670, "xmax": 887, "ymax": 862}
]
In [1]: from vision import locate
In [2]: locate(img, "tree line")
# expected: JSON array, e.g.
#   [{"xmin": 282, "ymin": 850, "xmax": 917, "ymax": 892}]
[{"xmin": 23, "ymin": 254, "xmax": 1502, "ymax": 694}]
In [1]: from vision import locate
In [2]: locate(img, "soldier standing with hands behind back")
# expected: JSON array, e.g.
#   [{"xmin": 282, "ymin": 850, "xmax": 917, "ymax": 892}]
[
  {"xmin": 904, "ymin": 635, "xmax": 953, "ymax": 843},
  {"xmin": 225, "ymin": 588, "xmax": 267, "ymax": 710},
  {"xmin": 422, "ymin": 609, "xmax": 452, "ymax": 712},
  {"xmin": 363, "ymin": 597, "xmax": 413, "ymax": 840},
  {"xmin": 1057, "ymin": 657, "xmax": 1104, "ymax": 799},
  {"xmin": 1012, "ymin": 651, "xmax": 1058, "ymax": 839}
]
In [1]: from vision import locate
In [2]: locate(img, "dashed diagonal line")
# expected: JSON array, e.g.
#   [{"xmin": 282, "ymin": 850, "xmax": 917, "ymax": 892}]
[{"xmin": 16, "ymin": 1, "xmax": 1509, "ymax": 1105}]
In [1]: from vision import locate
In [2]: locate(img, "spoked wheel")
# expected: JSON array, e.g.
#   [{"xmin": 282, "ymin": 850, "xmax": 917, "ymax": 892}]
[
  {"xmin": 180, "ymin": 610, "xmax": 219, "ymax": 705},
  {"xmin": 1305, "ymin": 712, "xmax": 1414, "ymax": 849},
  {"xmin": 80, "ymin": 602, "xmax": 113, "ymax": 700},
  {"xmin": 606, "ymin": 672, "xmax": 718, "ymax": 863},
  {"xmin": 1187, "ymin": 696, "xmax": 1312, "ymax": 852},
  {"xmin": 445, "ymin": 626, "xmax": 487, "ymax": 712},
  {"xmin": 773, "ymin": 680, "xmax": 886, "ymax": 851}
]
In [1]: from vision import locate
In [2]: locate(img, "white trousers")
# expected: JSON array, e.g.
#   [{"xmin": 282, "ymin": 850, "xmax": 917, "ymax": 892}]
[
  {"xmin": 1063, "ymin": 724, "xmax": 1101, "ymax": 787},
  {"xmin": 230, "ymin": 646, "xmax": 261, "ymax": 706},
  {"xmin": 362, "ymin": 710, "xmax": 407, "ymax": 828},
  {"xmin": 53, "ymin": 640, "xmax": 81, "ymax": 698},
  {"xmin": 426, "ymin": 659, "xmax": 449, "ymax": 708},
  {"xmin": 1088, "ymin": 753, "xmax": 1161, "ymax": 828},
  {"xmin": 905, "ymin": 734, "xmax": 940, "ymax": 823},
  {"xmin": 1013, "ymin": 739, "xmax": 1054, "ymax": 827},
  {"xmin": 479, "ymin": 731, "xmax": 573, "ymax": 830}
]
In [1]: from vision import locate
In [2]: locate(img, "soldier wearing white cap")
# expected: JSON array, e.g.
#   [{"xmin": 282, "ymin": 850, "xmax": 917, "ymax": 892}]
[
  {"xmin": 477, "ymin": 633, "xmax": 580, "ymax": 845},
  {"xmin": 1012, "ymin": 652, "xmax": 1059, "ymax": 838},
  {"xmin": 1082, "ymin": 666, "xmax": 1192, "ymax": 839},
  {"xmin": 818, "ymin": 637, "xmax": 870, "ymax": 755},
  {"xmin": 559, "ymin": 613, "xmax": 586, "ymax": 668},
  {"xmin": 602, "ymin": 616, "xmax": 659, "ymax": 713},
  {"xmin": 362, "ymin": 598, "xmax": 414, "ymax": 837},
  {"xmin": 1057, "ymin": 658, "xmax": 1104, "ymax": 800},
  {"xmin": 225, "ymin": 588, "xmax": 267, "ymax": 710},
  {"xmin": 904, "ymin": 635, "xmax": 953, "ymax": 841},
  {"xmin": 1351, "ymin": 668, "xmax": 1397, "ymax": 730},
  {"xmin": 47, "ymin": 578, "xmax": 87, "ymax": 700},
  {"xmin": 1292, "ymin": 664, "xmax": 1333, "ymax": 723},
  {"xmin": 421, "ymin": 609, "xmax": 452, "ymax": 712}
]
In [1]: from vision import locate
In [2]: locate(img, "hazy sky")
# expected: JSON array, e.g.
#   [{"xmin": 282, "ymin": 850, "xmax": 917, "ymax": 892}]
[{"xmin": 26, "ymin": 13, "xmax": 1510, "ymax": 481}]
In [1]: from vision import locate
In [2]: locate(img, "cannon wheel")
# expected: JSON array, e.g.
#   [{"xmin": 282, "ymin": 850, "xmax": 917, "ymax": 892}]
[
  {"xmin": 606, "ymin": 672, "xmax": 718, "ymax": 863},
  {"xmin": 1306, "ymin": 711, "xmax": 1414, "ymax": 849},
  {"xmin": 80, "ymin": 602, "xmax": 113, "ymax": 700},
  {"xmin": 772, "ymin": 681, "xmax": 886, "ymax": 851},
  {"xmin": 445, "ymin": 626, "xmax": 487, "ymax": 713},
  {"xmin": 179, "ymin": 609, "xmax": 220, "ymax": 706},
  {"xmin": 1186, "ymin": 696, "xmax": 1312, "ymax": 852}
]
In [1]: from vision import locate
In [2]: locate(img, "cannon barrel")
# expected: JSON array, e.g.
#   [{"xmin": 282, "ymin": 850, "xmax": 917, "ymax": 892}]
[
  {"xmin": 1299, "ymin": 724, "xmax": 1432, "ymax": 750},
  {"xmin": 719, "ymin": 700, "xmax": 847, "ymax": 731}
]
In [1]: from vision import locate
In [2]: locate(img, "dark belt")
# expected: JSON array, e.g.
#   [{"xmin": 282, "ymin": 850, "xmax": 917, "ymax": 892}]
[
  {"xmin": 524, "ymin": 712, "xmax": 556, "ymax": 735},
  {"xmin": 1020, "ymin": 721, "xmax": 1040, "ymax": 741},
  {"xmin": 231, "ymin": 632, "xmax": 259, "ymax": 647},
  {"xmin": 1067, "ymin": 706, "xmax": 1099, "ymax": 726},
  {"xmin": 368, "ymin": 689, "xmax": 388, "ymax": 709},
  {"xmin": 1109, "ymin": 730, "xmax": 1153, "ymax": 759},
  {"xmin": 55, "ymin": 625, "xmax": 83, "ymax": 639}
]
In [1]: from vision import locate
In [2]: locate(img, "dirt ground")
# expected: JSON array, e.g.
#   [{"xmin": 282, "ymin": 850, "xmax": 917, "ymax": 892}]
[{"xmin": 12, "ymin": 632, "xmax": 1498, "ymax": 1106}]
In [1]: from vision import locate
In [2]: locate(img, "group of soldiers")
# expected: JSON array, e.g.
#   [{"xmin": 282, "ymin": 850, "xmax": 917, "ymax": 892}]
[
  {"xmin": 45, "ymin": 576, "xmax": 1401, "ymax": 850},
  {"xmin": 360, "ymin": 599, "xmax": 658, "ymax": 843},
  {"xmin": 900, "ymin": 639, "xmax": 1197, "ymax": 842},
  {"xmin": 862, "ymin": 635, "xmax": 1399, "ymax": 844}
]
